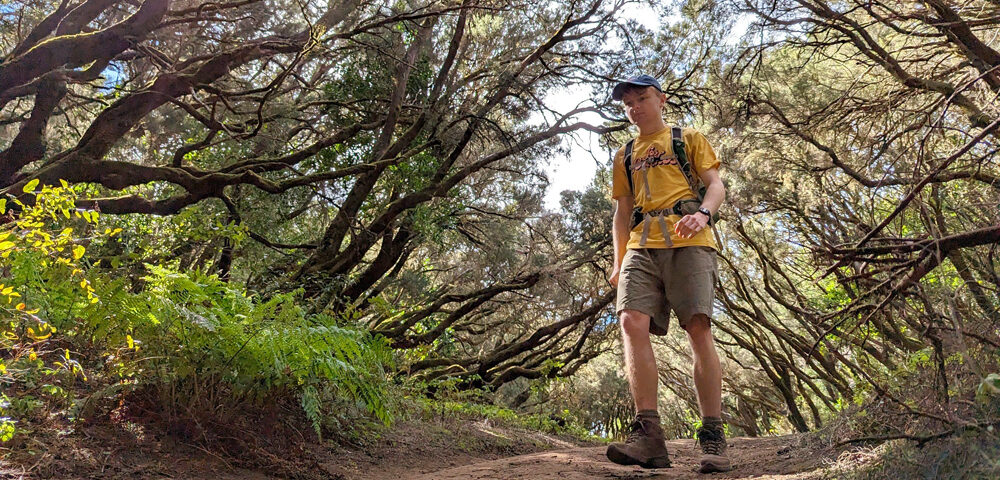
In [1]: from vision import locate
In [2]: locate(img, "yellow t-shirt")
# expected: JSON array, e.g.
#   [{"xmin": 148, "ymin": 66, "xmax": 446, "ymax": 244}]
[{"xmin": 611, "ymin": 126, "xmax": 720, "ymax": 250}]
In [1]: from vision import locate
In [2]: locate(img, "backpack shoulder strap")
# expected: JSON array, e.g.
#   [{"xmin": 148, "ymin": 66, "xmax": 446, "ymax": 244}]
[
  {"xmin": 623, "ymin": 139, "xmax": 644, "ymax": 228},
  {"xmin": 671, "ymin": 126, "xmax": 700, "ymax": 197},
  {"xmin": 671, "ymin": 126, "xmax": 688, "ymax": 172},
  {"xmin": 623, "ymin": 139, "xmax": 636, "ymax": 195}
]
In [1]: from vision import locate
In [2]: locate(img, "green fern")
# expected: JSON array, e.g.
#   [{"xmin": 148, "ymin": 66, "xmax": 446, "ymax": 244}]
[
  {"xmin": 11, "ymin": 236, "xmax": 396, "ymax": 440},
  {"xmin": 301, "ymin": 385, "xmax": 323, "ymax": 439},
  {"xmin": 110, "ymin": 265, "xmax": 397, "ymax": 433}
]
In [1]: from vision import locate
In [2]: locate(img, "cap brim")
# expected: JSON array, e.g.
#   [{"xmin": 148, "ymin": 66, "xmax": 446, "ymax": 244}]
[
  {"xmin": 611, "ymin": 81, "xmax": 660, "ymax": 101},
  {"xmin": 611, "ymin": 82, "xmax": 630, "ymax": 101}
]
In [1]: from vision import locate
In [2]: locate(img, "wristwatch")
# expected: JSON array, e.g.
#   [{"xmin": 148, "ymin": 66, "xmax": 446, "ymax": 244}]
[{"xmin": 696, "ymin": 206, "xmax": 712, "ymax": 219}]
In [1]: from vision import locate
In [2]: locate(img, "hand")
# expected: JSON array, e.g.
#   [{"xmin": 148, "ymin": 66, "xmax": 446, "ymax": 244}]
[
  {"xmin": 674, "ymin": 213, "xmax": 709, "ymax": 239},
  {"xmin": 608, "ymin": 266, "xmax": 621, "ymax": 287}
]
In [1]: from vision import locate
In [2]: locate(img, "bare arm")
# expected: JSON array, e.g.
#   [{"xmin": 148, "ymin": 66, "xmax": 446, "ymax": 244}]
[
  {"xmin": 610, "ymin": 195, "xmax": 634, "ymax": 286},
  {"xmin": 697, "ymin": 167, "xmax": 725, "ymax": 214},
  {"xmin": 674, "ymin": 167, "xmax": 725, "ymax": 238}
]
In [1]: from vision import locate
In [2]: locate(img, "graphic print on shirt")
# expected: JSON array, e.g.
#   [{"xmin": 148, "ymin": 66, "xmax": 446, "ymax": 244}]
[{"xmin": 630, "ymin": 145, "xmax": 677, "ymax": 172}]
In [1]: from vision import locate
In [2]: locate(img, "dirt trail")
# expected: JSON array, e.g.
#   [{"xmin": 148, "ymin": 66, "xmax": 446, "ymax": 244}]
[
  {"xmin": 406, "ymin": 436, "xmax": 828, "ymax": 480},
  {"xmin": 5, "ymin": 418, "xmax": 836, "ymax": 479}
]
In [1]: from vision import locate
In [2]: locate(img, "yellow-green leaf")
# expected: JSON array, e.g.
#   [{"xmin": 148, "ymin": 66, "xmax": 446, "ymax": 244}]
[
  {"xmin": 0, "ymin": 241, "xmax": 13, "ymax": 251},
  {"xmin": 72, "ymin": 245, "xmax": 85, "ymax": 260},
  {"xmin": 22, "ymin": 179, "xmax": 39, "ymax": 193}
]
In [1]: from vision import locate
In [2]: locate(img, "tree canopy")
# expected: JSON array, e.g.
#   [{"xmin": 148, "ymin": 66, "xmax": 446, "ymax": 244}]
[{"xmin": 1, "ymin": 0, "xmax": 997, "ymax": 462}]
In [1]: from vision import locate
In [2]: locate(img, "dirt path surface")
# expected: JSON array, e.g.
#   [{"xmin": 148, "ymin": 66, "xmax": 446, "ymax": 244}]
[
  {"xmin": 406, "ymin": 436, "xmax": 827, "ymax": 480},
  {"xmin": 3, "ymin": 418, "xmax": 835, "ymax": 479}
]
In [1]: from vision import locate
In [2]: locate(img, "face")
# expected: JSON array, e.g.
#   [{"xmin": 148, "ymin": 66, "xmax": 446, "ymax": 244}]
[{"xmin": 620, "ymin": 87, "xmax": 665, "ymax": 126}]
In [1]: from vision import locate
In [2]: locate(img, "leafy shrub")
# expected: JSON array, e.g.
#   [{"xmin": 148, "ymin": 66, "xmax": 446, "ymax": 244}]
[
  {"xmin": 111, "ymin": 264, "xmax": 395, "ymax": 437},
  {"xmin": 2, "ymin": 181, "xmax": 395, "ymax": 446},
  {"xmin": 0, "ymin": 181, "xmax": 104, "ymax": 443}
]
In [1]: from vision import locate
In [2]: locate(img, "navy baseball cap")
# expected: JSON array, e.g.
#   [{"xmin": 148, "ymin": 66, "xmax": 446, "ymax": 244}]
[{"xmin": 611, "ymin": 74, "xmax": 663, "ymax": 100}]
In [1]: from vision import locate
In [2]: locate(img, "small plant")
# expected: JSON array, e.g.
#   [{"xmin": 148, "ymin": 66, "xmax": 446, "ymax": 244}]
[
  {"xmin": 976, "ymin": 373, "xmax": 1000, "ymax": 406},
  {"xmin": 0, "ymin": 180, "xmax": 117, "ymax": 443}
]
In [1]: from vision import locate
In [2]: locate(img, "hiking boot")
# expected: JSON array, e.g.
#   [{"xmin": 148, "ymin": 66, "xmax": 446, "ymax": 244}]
[
  {"xmin": 696, "ymin": 425, "xmax": 732, "ymax": 473},
  {"xmin": 606, "ymin": 416, "xmax": 671, "ymax": 469}
]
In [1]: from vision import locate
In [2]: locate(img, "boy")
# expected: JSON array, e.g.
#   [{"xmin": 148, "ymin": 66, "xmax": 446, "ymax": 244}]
[{"xmin": 605, "ymin": 74, "xmax": 731, "ymax": 473}]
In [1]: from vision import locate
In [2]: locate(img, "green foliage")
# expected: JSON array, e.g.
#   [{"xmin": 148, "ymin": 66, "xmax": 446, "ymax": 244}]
[
  {"xmin": 410, "ymin": 396, "xmax": 598, "ymax": 440},
  {"xmin": 829, "ymin": 432, "xmax": 1000, "ymax": 480},
  {"xmin": 542, "ymin": 353, "xmax": 634, "ymax": 439},
  {"xmin": 0, "ymin": 181, "xmax": 109, "ymax": 443},
  {"xmin": 100, "ymin": 201, "xmax": 246, "ymax": 275},
  {"xmin": 559, "ymin": 170, "xmax": 613, "ymax": 247},
  {"xmin": 0, "ymin": 397, "xmax": 13, "ymax": 442},
  {"xmin": 2, "ymin": 182, "xmax": 396, "ymax": 446},
  {"xmin": 977, "ymin": 374, "xmax": 1000, "ymax": 408},
  {"xmin": 101, "ymin": 264, "xmax": 396, "ymax": 436}
]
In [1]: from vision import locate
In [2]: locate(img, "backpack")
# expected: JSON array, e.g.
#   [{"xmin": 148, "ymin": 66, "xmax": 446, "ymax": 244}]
[{"xmin": 623, "ymin": 126, "xmax": 719, "ymax": 228}]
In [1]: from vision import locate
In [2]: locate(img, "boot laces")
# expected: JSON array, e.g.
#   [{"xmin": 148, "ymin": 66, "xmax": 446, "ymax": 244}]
[
  {"xmin": 624, "ymin": 418, "xmax": 649, "ymax": 443},
  {"xmin": 697, "ymin": 427, "xmax": 726, "ymax": 455}
]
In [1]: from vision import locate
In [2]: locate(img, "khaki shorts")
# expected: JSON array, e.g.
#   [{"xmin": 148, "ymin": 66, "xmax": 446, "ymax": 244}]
[{"xmin": 615, "ymin": 246, "xmax": 718, "ymax": 335}]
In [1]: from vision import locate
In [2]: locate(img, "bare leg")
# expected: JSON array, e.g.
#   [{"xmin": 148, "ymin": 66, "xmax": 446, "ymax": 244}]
[
  {"xmin": 606, "ymin": 309, "xmax": 673, "ymax": 468},
  {"xmin": 620, "ymin": 309, "xmax": 658, "ymax": 411},
  {"xmin": 685, "ymin": 314, "xmax": 722, "ymax": 418}
]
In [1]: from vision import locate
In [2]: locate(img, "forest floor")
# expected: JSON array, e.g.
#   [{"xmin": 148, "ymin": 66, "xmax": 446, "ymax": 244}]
[
  {"xmin": 1, "ymin": 413, "xmax": 846, "ymax": 480},
  {"xmin": 406, "ymin": 435, "xmax": 831, "ymax": 480}
]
